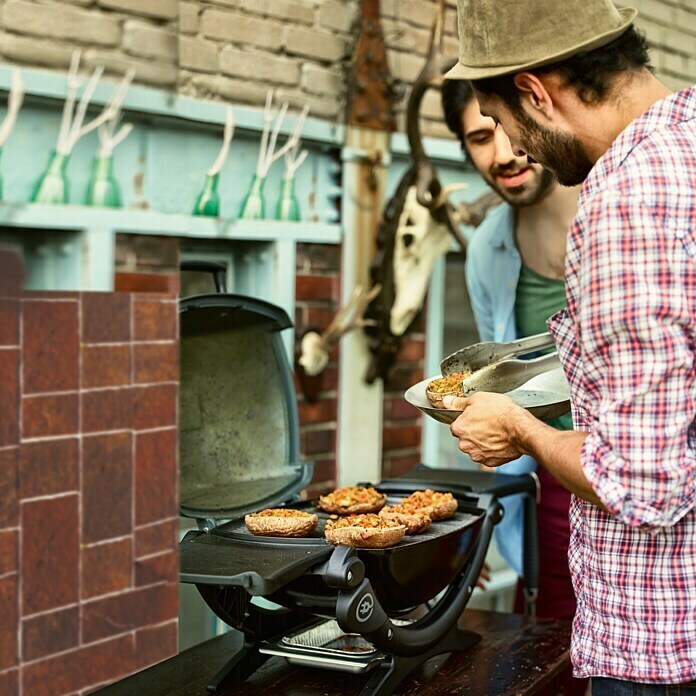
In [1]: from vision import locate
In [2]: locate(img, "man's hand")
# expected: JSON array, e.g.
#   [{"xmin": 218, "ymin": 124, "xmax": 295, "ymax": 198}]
[{"xmin": 443, "ymin": 391, "xmax": 535, "ymax": 468}]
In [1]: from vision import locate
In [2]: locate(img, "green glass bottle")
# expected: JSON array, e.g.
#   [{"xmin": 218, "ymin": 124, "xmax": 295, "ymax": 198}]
[
  {"xmin": 275, "ymin": 176, "xmax": 300, "ymax": 221},
  {"xmin": 239, "ymin": 174, "xmax": 266, "ymax": 220},
  {"xmin": 31, "ymin": 150, "xmax": 70, "ymax": 205},
  {"xmin": 85, "ymin": 155, "xmax": 121, "ymax": 208},
  {"xmin": 192, "ymin": 173, "xmax": 220, "ymax": 217},
  {"xmin": 0, "ymin": 149, "xmax": 4, "ymax": 201}
]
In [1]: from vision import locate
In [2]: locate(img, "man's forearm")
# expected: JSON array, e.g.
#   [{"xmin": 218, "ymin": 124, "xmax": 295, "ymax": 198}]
[{"xmin": 511, "ymin": 412, "xmax": 605, "ymax": 508}]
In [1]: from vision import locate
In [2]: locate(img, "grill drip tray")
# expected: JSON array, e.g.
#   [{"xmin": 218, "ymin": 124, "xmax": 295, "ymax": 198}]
[{"xmin": 261, "ymin": 618, "xmax": 413, "ymax": 674}]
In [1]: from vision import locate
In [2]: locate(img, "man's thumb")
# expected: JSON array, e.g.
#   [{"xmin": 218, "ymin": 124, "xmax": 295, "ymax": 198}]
[{"xmin": 442, "ymin": 395, "xmax": 468, "ymax": 410}]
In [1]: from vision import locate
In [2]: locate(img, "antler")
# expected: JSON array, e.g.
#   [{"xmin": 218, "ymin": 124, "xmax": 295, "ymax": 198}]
[{"xmin": 299, "ymin": 284, "xmax": 381, "ymax": 376}]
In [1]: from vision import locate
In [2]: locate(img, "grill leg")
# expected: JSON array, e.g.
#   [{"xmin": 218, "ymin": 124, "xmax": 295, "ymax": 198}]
[
  {"xmin": 359, "ymin": 627, "xmax": 481, "ymax": 695},
  {"xmin": 206, "ymin": 629, "xmax": 267, "ymax": 694}
]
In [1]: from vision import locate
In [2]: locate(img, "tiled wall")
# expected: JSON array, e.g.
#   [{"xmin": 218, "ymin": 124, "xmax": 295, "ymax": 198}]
[{"xmin": 0, "ymin": 250, "xmax": 179, "ymax": 696}]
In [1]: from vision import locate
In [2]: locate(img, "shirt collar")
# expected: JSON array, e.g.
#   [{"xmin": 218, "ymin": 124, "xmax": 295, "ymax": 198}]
[{"xmin": 580, "ymin": 86, "xmax": 696, "ymax": 205}]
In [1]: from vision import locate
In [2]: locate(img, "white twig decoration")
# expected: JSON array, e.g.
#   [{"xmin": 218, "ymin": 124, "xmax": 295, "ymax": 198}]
[
  {"xmin": 56, "ymin": 50, "xmax": 118, "ymax": 156},
  {"xmin": 97, "ymin": 68, "xmax": 135, "ymax": 158},
  {"xmin": 207, "ymin": 106, "xmax": 235, "ymax": 176},
  {"xmin": 255, "ymin": 90, "xmax": 300, "ymax": 178},
  {"xmin": 0, "ymin": 69, "xmax": 24, "ymax": 148},
  {"xmin": 283, "ymin": 104, "xmax": 309, "ymax": 179}
]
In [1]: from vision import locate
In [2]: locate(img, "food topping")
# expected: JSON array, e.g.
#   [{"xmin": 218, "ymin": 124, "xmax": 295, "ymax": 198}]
[
  {"xmin": 381, "ymin": 502, "xmax": 430, "ymax": 517},
  {"xmin": 427, "ymin": 371, "xmax": 472, "ymax": 394},
  {"xmin": 324, "ymin": 486, "xmax": 384, "ymax": 507},
  {"xmin": 248, "ymin": 508, "xmax": 315, "ymax": 518},
  {"xmin": 325, "ymin": 513, "xmax": 403, "ymax": 530},
  {"xmin": 404, "ymin": 490, "xmax": 455, "ymax": 507}
]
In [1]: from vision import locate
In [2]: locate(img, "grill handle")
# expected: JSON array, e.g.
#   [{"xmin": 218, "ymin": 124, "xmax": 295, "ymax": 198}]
[
  {"xmin": 335, "ymin": 492, "xmax": 502, "ymax": 658},
  {"xmin": 180, "ymin": 260, "xmax": 228, "ymax": 294}
]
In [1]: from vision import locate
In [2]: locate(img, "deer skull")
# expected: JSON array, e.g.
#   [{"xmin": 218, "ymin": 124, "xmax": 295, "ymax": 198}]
[{"xmin": 390, "ymin": 186, "xmax": 452, "ymax": 336}]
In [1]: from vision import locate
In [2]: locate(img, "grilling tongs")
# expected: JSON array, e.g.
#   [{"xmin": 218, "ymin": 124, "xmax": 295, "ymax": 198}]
[{"xmin": 439, "ymin": 331, "xmax": 559, "ymax": 396}]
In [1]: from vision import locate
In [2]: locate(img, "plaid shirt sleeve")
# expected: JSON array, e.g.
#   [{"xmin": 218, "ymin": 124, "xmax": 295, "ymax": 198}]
[{"xmin": 576, "ymin": 188, "xmax": 696, "ymax": 531}]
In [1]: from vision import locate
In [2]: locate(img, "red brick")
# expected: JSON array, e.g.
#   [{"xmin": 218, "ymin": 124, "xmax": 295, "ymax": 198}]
[
  {"xmin": 135, "ymin": 519, "xmax": 178, "ymax": 558},
  {"xmin": 21, "ymin": 634, "xmax": 135, "ymax": 696},
  {"xmin": 0, "ymin": 668, "xmax": 18, "ymax": 696},
  {"xmin": 0, "ymin": 574, "xmax": 18, "ymax": 672},
  {"xmin": 115, "ymin": 272, "xmax": 178, "ymax": 294},
  {"xmin": 116, "ymin": 234, "xmax": 178, "ymax": 270},
  {"xmin": 0, "ymin": 300, "xmax": 19, "ymax": 346},
  {"xmin": 0, "ymin": 349, "xmax": 18, "ymax": 447},
  {"xmin": 0, "ymin": 448, "xmax": 18, "ymax": 528},
  {"xmin": 82, "ymin": 345, "xmax": 131, "ymax": 388},
  {"xmin": 0, "ymin": 249, "xmax": 23, "ymax": 297},
  {"xmin": 22, "ymin": 300, "xmax": 79, "ymax": 394},
  {"xmin": 296, "ymin": 243, "xmax": 341, "ymax": 272},
  {"xmin": 301, "ymin": 428, "xmax": 335, "ymax": 457},
  {"xmin": 390, "ymin": 397, "xmax": 421, "ymax": 420},
  {"xmin": 398, "ymin": 338, "xmax": 426, "ymax": 363},
  {"xmin": 21, "ymin": 495, "xmax": 78, "ymax": 615},
  {"xmin": 82, "ymin": 433, "xmax": 132, "ymax": 544},
  {"xmin": 20, "ymin": 438, "xmax": 79, "ymax": 499},
  {"xmin": 295, "ymin": 274, "xmax": 340, "ymax": 302},
  {"xmin": 383, "ymin": 426, "xmax": 421, "ymax": 451},
  {"xmin": 81, "ymin": 388, "xmax": 133, "ymax": 433},
  {"xmin": 135, "ymin": 549, "xmax": 178, "ymax": 587},
  {"xmin": 134, "ymin": 299, "xmax": 177, "ymax": 341},
  {"xmin": 298, "ymin": 398, "xmax": 337, "ymax": 425},
  {"xmin": 310, "ymin": 457, "xmax": 336, "ymax": 483},
  {"xmin": 320, "ymin": 366, "xmax": 339, "ymax": 391},
  {"xmin": 22, "ymin": 606, "xmax": 79, "ymax": 662},
  {"xmin": 22, "ymin": 393, "xmax": 79, "ymax": 439},
  {"xmin": 387, "ymin": 366, "xmax": 424, "ymax": 392},
  {"xmin": 133, "ymin": 343, "xmax": 178, "ymax": 384},
  {"xmin": 82, "ymin": 582, "xmax": 178, "ymax": 643},
  {"xmin": 82, "ymin": 539, "xmax": 132, "ymax": 599},
  {"xmin": 82, "ymin": 293, "xmax": 131, "ymax": 344},
  {"xmin": 132, "ymin": 384, "xmax": 177, "ymax": 430},
  {"xmin": 134, "ymin": 620, "xmax": 178, "ymax": 670},
  {"xmin": 305, "ymin": 306, "xmax": 337, "ymax": 329},
  {"xmin": 384, "ymin": 452, "xmax": 421, "ymax": 479},
  {"xmin": 0, "ymin": 530, "xmax": 18, "ymax": 576},
  {"xmin": 135, "ymin": 429, "xmax": 177, "ymax": 526}
]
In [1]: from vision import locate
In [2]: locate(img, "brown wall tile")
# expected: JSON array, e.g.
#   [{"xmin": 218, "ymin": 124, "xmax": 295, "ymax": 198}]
[
  {"xmin": 298, "ymin": 398, "xmax": 337, "ymax": 425},
  {"xmin": 134, "ymin": 620, "xmax": 178, "ymax": 671},
  {"xmin": 0, "ymin": 249, "xmax": 23, "ymax": 298},
  {"xmin": 82, "ymin": 345, "xmax": 131, "ymax": 389},
  {"xmin": 0, "ymin": 668, "xmax": 18, "ymax": 696},
  {"xmin": 133, "ymin": 343, "xmax": 178, "ymax": 384},
  {"xmin": 21, "ymin": 495, "xmax": 79, "ymax": 615},
  {"xmin": 82, "ymin": 293, "xmax": 131, "ymax": 344},
  {"xmin": 135, "ymin": 429, "xmax": 177, "ymax": 526},
  {"xmin": 0, "ymin": 300, "xmax": 19, "ymax": 346},
  {"xmin": 383, "ymin": 453, "xmax": 421, "ymax": 479},
  {"xmin": 82, "ymin": 433, "xmax": 132, "ymax": 545},
  {"xmin": 134, "ymin": 299, "xmax": 177, "ymax": 341},
  {"xmin": 82, "ymin": 583, "xmax": 178, "ymax": 644},
  {"xmin": 81, "ymin": 388, "xmax": 133, "ymax": 433},
  {"xmin": 301, "ymin": 428, "xmax": 335, "ymax": 456},
  {"xmin": 20, "ymin": 438, "xmax": 79, "ymax": 499},
  {"xmin": 115, "ymin": 272, "xmax": 178, "ymax": 294},
  {"xmin": 0, "ymin": 530, "xmax": 18, "ymax": 576},
  {"xmin": 382, "ymin": 426, "xmax": 421, "ymax": 450},
  {"xmin": 296, "ymin": 274, "xmax": 340, "ymax": 302},
  {"xmin": 389, "ymin": 397, "xmax": 420, "ymax": 420},
  {"xmin": 134, "ymin": 519, "xmax": 178, "ymax": 558},
  {"xmin": 22, "ymin": 301, "xmax": 79, "ymax": 395},
  {"xmin": 82, "ymin": 539, "xmax": 132, "ymax": 599},
  {"xmin": 135, "ymin": 549, "xmax": 178, "ymax": 587},
  {"xmin": 22, "ymin": 606, "xmax": 79, "ymax": 662},
  {"xmin": 0, "ymin": 349, "xmax": 19, "ymax": 447},
  {"xmin": 132, "ymin": 384, "xmax": 177, "ymax": 430},
  {"xmin": 22, "ymin": 393, "xmax": 79, "ymax": 439},
  {"xmin": 21, "ymin": 634, "xmax": 135, "ymax": 696},
  {"xmin": 0, "ymin": 448, "xmax": 18, "ymax": 529},
  {"xmin": 0, "ymin": 574, "xmax": 18, "ymax": 672}
]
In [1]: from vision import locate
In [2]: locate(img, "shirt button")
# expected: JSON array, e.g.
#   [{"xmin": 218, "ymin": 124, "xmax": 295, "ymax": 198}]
[
  {"xmin": 508, "ymin": 279, "xmax": 515, "ymax": 287},
  {"xmin": 497, "ymin": 323, "xmax": 504, "ymax": 331}
]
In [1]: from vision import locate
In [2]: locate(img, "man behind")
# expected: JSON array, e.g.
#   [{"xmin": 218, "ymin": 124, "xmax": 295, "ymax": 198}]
[
  {"xmin": 440, "ymin": 79, "xmax": 581, "ymax": 623},
  {"xmin": 443, "ymin": 0, "xmax": 696, "ymax": 692}
]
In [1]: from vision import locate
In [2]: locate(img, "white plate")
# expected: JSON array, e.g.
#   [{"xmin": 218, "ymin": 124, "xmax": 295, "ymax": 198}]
[{"xmin": 404, "ymin": 367, "xmax": 571, "ymax": 425}]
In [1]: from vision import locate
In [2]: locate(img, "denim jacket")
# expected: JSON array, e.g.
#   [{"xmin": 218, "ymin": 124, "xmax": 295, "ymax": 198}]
[{"xmin": 465, "ymin": 203, "xmax": 537, "ymax": 577}]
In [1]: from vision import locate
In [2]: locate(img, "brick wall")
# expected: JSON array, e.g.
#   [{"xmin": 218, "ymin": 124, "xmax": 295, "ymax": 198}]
[{"xmin": 0, "ymin": 249, "xmax": 179, "ymax": 696}]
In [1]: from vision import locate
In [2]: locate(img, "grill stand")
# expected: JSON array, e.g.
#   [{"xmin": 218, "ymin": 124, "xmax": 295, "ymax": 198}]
[{"xmin": 200, "ymin": 494, "xmax": 500, "ymax": 695}]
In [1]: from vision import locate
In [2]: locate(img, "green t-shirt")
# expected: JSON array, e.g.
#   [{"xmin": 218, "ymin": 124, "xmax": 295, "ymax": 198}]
[{"xmin": 514, "ymin": 264, "xmax": 573, "ymax": 431}]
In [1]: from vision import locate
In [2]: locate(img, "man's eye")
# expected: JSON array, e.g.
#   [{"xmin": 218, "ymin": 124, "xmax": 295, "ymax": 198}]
[{"xmin": 470, "ymin": 136, "xmax": 491, "ymax": 145}]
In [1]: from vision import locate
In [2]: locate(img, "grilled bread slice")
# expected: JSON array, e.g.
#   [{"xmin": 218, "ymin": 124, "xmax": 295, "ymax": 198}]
[
  {"xmin": 245, "ymin": 508, "xmax": 318, "ymax": 537},
  {"xmin": 379, "ymin": 502, "xmax": 431, "ymax": 534},
  {"xmin": 318, "ymin": 486, "xmax": 387, "ymax": 515},
  {"xmin": 402, "ymin": 489, "xmax": 458, "ymax": 520},
  {"xmin": 324, "ymin": 513, "xmax": 405, "ymax": 548}
]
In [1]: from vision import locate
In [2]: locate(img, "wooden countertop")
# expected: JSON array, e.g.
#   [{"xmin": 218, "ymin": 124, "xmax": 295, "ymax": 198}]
[{"xmin": 96, "ymin": 609, "xmax": 574, "ymax": 696}]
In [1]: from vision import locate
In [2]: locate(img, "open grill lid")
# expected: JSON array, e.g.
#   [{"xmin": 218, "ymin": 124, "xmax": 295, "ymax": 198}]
[{"xmin": 179, "ymin": 274, "xmax": 312, "ymax": 521}]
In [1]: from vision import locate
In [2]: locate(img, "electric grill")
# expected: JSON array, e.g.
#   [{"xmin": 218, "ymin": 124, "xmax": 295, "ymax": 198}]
[{"xmin": 177, "ymin": 262, "xmax": 539, "ymax": 695}]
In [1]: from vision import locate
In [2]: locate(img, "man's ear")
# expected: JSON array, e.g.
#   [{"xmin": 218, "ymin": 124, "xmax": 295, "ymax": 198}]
[{"xmin": 513, "ymin": 72, "xmax": 553, "ymax": 118}]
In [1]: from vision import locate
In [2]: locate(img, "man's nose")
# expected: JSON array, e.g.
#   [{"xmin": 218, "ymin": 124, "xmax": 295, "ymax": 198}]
[{"xmin": 493, "ymin": 130, "xmax": 521, "ymax": 165}]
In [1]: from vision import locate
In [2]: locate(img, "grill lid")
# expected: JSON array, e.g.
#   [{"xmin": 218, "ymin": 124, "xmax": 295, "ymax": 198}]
[{"xmin": 179, "ymin": 291, "xmax": 311, "ymax": 521}]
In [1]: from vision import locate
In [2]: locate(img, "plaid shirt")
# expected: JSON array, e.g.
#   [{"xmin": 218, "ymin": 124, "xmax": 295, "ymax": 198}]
[{"xmin": 547, "ymin": 87, "xmax": 696, "ymax": 683}]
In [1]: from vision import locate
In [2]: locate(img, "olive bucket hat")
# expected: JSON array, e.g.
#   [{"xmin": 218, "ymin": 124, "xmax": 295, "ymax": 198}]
[{"xmin": 445, "ymin": 0, "xmax": 637, "ymax": 80}]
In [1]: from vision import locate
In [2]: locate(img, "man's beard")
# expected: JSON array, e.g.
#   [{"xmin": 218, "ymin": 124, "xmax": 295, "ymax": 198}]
[
  {"xmin": 488, "ymin": 165, "xmax": 555, "ymax": 207},
  {"xmin": 516, "ymin": 109, "xmax": 594, "ymax": 187}
]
